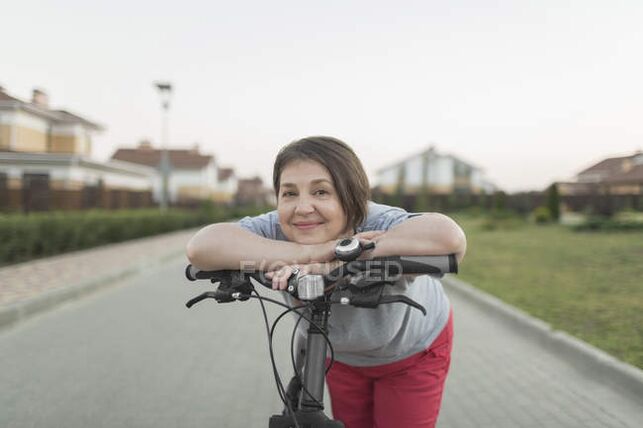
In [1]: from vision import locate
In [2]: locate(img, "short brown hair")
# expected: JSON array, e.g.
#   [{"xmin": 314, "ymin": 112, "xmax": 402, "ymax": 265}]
[{"xmin": 273, "ymin": 136, "xmax": 370, "ymax": 232}]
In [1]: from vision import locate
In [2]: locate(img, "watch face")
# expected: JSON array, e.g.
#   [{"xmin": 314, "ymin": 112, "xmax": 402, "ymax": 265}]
[
  {"xmin": 339, "ymin": 238, "xmax": 353, "ymax": 246},
  {"xmin": 335, "ymin": 238, "xmax": 361, "ymax": 261}
]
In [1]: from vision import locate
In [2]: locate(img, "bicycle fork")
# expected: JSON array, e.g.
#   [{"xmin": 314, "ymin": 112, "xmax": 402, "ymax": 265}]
[{"xmin": 269, "ymin": 302, "xmax": 344, "ymax": 428}]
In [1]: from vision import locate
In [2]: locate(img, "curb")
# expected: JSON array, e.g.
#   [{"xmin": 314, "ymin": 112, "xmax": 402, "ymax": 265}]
[
  {"xmin": 443, "ymin": 275, "xmax": 643, "ymax": 400},
  {"xmin": 0, "ymin": 249, "xmax": 184, "ymax": 331}
]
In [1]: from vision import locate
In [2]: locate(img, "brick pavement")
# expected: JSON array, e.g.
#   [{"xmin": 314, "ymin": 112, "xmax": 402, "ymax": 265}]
[
  {"xmin": 0, "ymin": 229, "xmax": 196, "ymax": 308},
  {"xmin": 439, "ymin": 284, "xmax": 643, "ymax": 428}
]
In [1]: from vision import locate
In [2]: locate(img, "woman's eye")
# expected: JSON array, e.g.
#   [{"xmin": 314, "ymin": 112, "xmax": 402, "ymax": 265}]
[
  {"xmin": 314, "ymin": 189, "xmax": 329, "ymax": 196},
  {"xmin": 281, "ymin": 191, "xmax": 296, "ymax": 197}
]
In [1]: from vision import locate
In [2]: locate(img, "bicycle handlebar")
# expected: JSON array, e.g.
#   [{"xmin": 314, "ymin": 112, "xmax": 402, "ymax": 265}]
[{"xmin": 185, "ymin": 254, "xmax": 457, "ymax": 283}]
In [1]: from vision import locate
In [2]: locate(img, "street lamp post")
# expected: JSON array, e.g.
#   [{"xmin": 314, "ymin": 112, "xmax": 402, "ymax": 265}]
[{"xmin": 155, "ymin": 81, "xmax": 172, "ymax": 211}]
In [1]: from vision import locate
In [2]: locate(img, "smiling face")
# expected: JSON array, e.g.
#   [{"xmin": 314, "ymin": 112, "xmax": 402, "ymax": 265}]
[{"xmin": 277, "ymin": 159, "xmax": 351, "ymax": 245}]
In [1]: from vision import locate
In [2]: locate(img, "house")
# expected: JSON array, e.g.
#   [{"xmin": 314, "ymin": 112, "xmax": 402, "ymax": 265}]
[
  {"xmin": 374, "ymin": 145, "xmax": 496, "ymax": 196},
  {"xmin": 576, "ymin": 151, "xmax": 643, "ymax": 194},
  {"xmin": 111, "ymin": 141, "xmax": 235, "ymax": 205},
  {"xmin": 0, "ymin": 87, "xmax": 102, "ymax": 155},
  {"xmin": 214, "ymin": 167, "xmax": 237, "ymax": 203},
  {"xmin": 0, "ymin": 86, "xmax": 155, "ymax": 211},
  {"xmin": 555, "ymin": 150, "xmax": 643, "ymax": 213},
  {"xmin": 235, "ymin": 176, "xmax": 274, "ymax": 207}
]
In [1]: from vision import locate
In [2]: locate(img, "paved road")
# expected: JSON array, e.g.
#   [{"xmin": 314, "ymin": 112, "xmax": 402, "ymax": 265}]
[
  {"xmin": 1, "ymin": 256, "xmax": 642, "ymax": 427},
  {"xmin": 0, "ymin": 256, "xmax": 296, "ymax": 428}
]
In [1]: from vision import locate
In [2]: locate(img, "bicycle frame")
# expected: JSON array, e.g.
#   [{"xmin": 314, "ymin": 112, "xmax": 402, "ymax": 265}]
[{"xmin": 269, "ymin": 300, "xmax": 344, "ymax": 428}]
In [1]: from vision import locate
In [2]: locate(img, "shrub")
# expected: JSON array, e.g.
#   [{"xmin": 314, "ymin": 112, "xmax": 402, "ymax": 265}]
[
  {"xmin": 533, "ymin": 206, "xmax": 552, "ymax": 224},
  {"xmin": 0, "ymin": 208, "xmax": 235, "ymax": 266},
  {"xmin": 572, "ymin": 216, "xmax": 643, "ymax": 232}
]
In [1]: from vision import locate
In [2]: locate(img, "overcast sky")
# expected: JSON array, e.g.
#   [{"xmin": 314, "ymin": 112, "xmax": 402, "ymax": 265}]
[{"xmin": 3, "ymin": 0, "xmax": 642, "ymax": 192}]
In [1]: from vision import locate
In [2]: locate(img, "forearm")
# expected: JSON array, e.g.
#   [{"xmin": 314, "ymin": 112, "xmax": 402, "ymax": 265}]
[
  {"xmin": 186, "ymin": 223, "xmax": 333, "ymax": 271},
  {"xmin": 369, "ymin": 213, "xmax": 467, "ymax": 263}
]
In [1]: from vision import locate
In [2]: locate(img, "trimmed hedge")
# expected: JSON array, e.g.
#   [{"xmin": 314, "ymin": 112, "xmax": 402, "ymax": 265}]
[
  {"xmin": 0, "ymin": 206, "xmax": 270, "ymax": 266},
  {"xmin": 572, "ymin": 217, "xmax": 643, "ymax": 232}
]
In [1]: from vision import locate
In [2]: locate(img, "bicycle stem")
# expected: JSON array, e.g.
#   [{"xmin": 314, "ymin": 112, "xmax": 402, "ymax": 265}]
[{"xmin": 300, "ymin": 301, "xmax": 330, "ymax": 411}]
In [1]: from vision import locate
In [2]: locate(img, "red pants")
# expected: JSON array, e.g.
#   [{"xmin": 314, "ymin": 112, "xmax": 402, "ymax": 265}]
[{"xmin": 326, "ymin": 311, "xmax": 453, "ymax": 428}]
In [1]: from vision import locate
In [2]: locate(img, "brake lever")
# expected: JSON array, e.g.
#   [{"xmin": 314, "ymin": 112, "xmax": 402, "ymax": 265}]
[
  {"xmin": 186, "ymin": 291, "xmax": 222, "ymax": 308},
  {"xmin": 330, "ymin": 287, "xmax": 427, "ymax": 315},
  {"xmin": 186, "ymin": 281, "xmax": 253, "ymax": 308},
  {"xmin": 378, "ymin": 295, "xmax": 427, "ymax": 316}
]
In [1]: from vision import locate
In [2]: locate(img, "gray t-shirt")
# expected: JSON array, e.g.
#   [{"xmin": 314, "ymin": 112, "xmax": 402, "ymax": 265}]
[{"xmin": 238, "ymin": 201, "xmax": 450, "ymax": 366}]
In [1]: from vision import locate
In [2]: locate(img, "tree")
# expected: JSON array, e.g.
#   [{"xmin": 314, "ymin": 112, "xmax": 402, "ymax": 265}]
[
  {"xmin": 493, "ymin": 190, "xmax": 507, "ymax": 212},
  {"xmin": 547, "ymin": 183, "xmax": 560, "ymax": 221},
  {"xmin": 392, "ymin": 164, "xmax": 406, "ymax": 209}
]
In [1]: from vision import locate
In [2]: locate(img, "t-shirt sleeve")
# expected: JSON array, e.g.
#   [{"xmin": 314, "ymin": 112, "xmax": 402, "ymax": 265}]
[
  {"xmin": 237, "ymin": 211, "xmax": 279, "ymax": 239},
  {"xmin": 359, "ymin": 202, "xmax": 423, "ymax": 232}
]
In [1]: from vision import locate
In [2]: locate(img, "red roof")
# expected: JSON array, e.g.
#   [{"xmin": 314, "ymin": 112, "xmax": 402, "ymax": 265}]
[
  {"xmin": 0, "ymin": 88, "xmax": 102, "ymax": 130},
  {"xmin": 0, "ymin": 90, "xmax": 21, "ymax": 102},
  {"xmin": 603, "ymin": 164, "xmax": 643, "ymax": 183},
  {"xmin": 578, "ymin": 156, "xmax": 628, "ymax": 176},
  {"xmin": 577, "ymin": 151, "xmax": 643, "ymax": 184},
  {"xmin": 218, "ymin": 167, "xmax": 235, "ymax": 181},
  {"xmin": 112, "ymin": 147, "xmax": 213, "ymax": 169}
]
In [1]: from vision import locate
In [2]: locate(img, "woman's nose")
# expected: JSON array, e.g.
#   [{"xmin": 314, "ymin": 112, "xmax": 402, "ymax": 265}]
[{"xmin": 294, "ymin": 197, "xmax": 315, "ymax": 214}]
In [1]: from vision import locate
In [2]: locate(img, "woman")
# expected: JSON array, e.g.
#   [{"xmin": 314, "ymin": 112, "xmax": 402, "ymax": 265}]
[{"xmin": 186, "ymin": 136, "xmax": 466, "ymax": 428}]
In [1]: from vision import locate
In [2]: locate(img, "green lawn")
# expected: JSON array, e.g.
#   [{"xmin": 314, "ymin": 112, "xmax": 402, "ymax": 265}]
[{"xmin": 452, "ymin": 215, "xmax": 643, "ymax": 369}]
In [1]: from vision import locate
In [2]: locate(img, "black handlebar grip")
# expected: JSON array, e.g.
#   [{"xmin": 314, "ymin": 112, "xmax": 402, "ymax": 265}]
[
  {"xmin": 185, "ymin": 265, "xmax": 234, "ymax": 282},
  {"xmin": 186, "ymin": 265, "xmax": 199, "ymax": 281},
  {"xmin": 397, "ymin": 255, "xmax": 458, "ymax": 275}
]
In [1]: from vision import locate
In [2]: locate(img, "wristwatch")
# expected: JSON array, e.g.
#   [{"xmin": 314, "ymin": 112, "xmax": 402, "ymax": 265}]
[{"xmin": 334, "ymin": 238, "xmax": 375, "ymax": 261}]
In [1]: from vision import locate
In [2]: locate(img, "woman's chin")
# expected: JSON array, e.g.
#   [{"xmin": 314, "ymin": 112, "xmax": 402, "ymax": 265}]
[
  {"xmin": 291, "ymin": 230, "xmax": 334, "ymax": 245},
  {"xmin": 295, "ymin": 235, "xmax": 325, "ymax": 245}
]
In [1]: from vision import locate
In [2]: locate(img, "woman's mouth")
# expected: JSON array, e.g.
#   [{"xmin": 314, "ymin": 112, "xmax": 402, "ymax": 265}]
[{"xmin": 294, "ymin": 222, "xmax": 322, "ymax": 230}]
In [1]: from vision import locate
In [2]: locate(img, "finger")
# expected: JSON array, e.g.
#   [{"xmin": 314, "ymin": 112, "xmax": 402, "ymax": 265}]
[
  {"xmin": 271, "ymin": 268, "xmax": 285, "ymax": 290},
  {"xmin": 274, "ymin": 266, "xmax": 293, "ymax": 290},
  {"xmin": 353, "ymin": 230, "xmax": 385, "ymax": 240},
  {"xmin": 277, "ymin": 269, "xmax": 288, "ymax": 290}
]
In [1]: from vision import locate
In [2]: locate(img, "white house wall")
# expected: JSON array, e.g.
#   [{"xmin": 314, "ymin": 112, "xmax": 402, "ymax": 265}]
[
  {"xmin": 376, "ymin": 168, "xmax": 399, "ymax": 187},
  {"xmin": 0, "ymin": 163, "xmax": 68, "ymax": 180},
  {"xmin": 219, "ymin": 177, "xmax": 238, "ymax": 194},
  {"xmin": 0, "ymin": 162, "xmax": 151, "ymax": 190},
  {"xmin": 0, "ymin": 166, "xmax": 26, "ymax": 180},
  {"xmin": 405, "ymin": 156, "xmax": 423, "ymax": 187},
  {"xmin": 50, "ymin": 123, "xmax": 83, "ymax": 137},
  {"xmin": 14, "ymin": 110, "xmax": 50, "ymax": 133},
  {"xmin": 0, "ymin": 111, "xmax": 89, "ymax": 137},
  {"xmin": 158, "ymin": 162, "xmax": 218, "ymax": 202},
  {"xmin": 432, "ymin": 157, "xmax": 453, "ymax": 186},
  {"xmin": 471, "ymin": 169, "xmax": 482, "ymax": 190},
  {"xmin": 377, "ymin": 156, "xmax": 456, "ymax": 187},
  {"xmin": 170, "ymin": 170, "xmax": 207, "ymax": 199},
  {"xmin": 69, "ymin": 166, "xmax": 151, "ymax": 190}
]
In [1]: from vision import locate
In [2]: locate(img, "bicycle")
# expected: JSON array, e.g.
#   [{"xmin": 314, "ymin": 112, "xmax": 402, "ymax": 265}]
[{"xmin": 185, "ymin": 240, "xmax": 458, "ymax": 428}]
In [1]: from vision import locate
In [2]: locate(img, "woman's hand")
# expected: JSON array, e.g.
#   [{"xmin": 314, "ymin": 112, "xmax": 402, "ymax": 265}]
[
  {"xmin": 301, "ymin": 230, "xmax": 385, "ymax": 265},
  {"xmin": 265, "ymin": 231, "xmax": 387, "ymax": 290},
  {"xmin": 353, "ymin": 230, "xmax": 385, "ymax": 260},
  {"xmin": 265, "ymin": 260, "xmax": 345, "ymax": 290}
]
